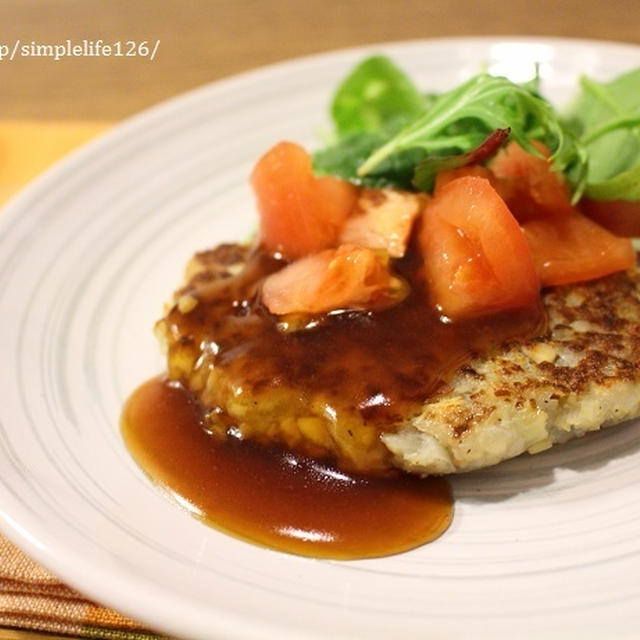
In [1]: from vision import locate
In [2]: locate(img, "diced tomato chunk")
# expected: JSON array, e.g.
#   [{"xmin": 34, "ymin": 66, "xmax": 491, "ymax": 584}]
[
  {"xmin": 262, "ymin": 245, "xmax": 407, "ymax": 315},
  {"xmin": 419, "ymin": 176, "xmax": 539, "ymax": 319},
  {"xmin": 434, "ymin": 165, "xmax": 498, "ymax": 194},
  {"xmin": 339, "ymin": 188, "xmax": 423, "ymax": 258},
  {"xmin": 251, "ymin": 141, "xmax": 358, "ymax": 259},
  {"xmin": 522, "ymin": 212, "xmax": 636, "ymax": 286},
  {"xmin": 488, "ymin": 141, "xmax": 574, "ymax": 221},
  {"xmin": 579, "ymin": 198, "xmax": 640, "ymax": 237}
]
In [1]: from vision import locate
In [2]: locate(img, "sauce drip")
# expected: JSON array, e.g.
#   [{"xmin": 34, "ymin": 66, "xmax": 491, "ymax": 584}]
[
  {"xmin": 125, "ymin": 237, "xmax": 545, "ymax": 556},
  {"xmin": 122, "ymin": 378, "xmax": 453, "ymax": 559}
]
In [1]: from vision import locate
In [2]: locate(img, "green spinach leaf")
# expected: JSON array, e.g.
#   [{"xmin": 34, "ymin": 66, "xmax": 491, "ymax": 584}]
[
  {"xmin": 565, "ymin": 69, "xmax": 640, "ymax": 201},
  {"xmin": 313, "ymin": 132, "xmax": 427, "ymax": 190},
  {"xmin": 330, "ymin": 55, "xmax": 427, "ymax": 137}
]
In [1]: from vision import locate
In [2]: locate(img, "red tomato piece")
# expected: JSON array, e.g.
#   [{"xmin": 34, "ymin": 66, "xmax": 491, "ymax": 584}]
[
  {"xmin": 251, "ymin": 141, "xmax": 358, "ymax": 259},
  {"xmin": 488, "ymin": 141, "xmax": 574, "ymax": 222},
  {"xmin": 522, "ymin": 212, "xmax": 636, "ymax": 286},
  {"xmin": 262, "ymin": 245, "xmax": 408, "ymax": 315},
  {"xmin": 338, "ymin": 188, "xmax": 423, "ymax": 258},
  {"xmin": 433, "ymin": 165, "xmax": 498, "ymax": 194},
  {"xmin": 419, "ymin": 176, "xmax": 540, "ymax": 319},
  {"xmin": 579, "ymin": 198, "xmax": 640, "ymax": 237}
]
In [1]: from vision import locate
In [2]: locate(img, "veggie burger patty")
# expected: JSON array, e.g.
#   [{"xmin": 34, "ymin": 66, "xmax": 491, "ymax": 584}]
[{"xmin": 157, "ymin": 245, "xmax": 640, "ymax": 475}]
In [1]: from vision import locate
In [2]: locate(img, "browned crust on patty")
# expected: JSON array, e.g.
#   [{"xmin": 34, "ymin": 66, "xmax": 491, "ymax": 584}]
[
  {"xmin": 383, "ymin": 267, "xmax": 640, "ymax": 473},
  {"xmin": 158, "ymin": 245, "xmax": 640, "ymax": 475}
]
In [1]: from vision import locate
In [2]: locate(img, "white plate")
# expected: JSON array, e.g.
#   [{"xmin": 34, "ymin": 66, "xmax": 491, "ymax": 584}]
[{"xmin": 1, "ymin": 37, "xmax": 640, "ymax": 639}]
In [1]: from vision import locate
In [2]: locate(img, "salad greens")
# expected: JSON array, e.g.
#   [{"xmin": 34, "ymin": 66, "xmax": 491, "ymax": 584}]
[
  {"xmin": 330, "ymin": 56, "xmax": 428, "ymax": 137},
  {"xmin": 565, "ymin": 68, "xmax": 640, "ymax": 201},
  {"xmin": 313, "ymin": 55, "xmax": 640, "ymax": 204},
  {"xmin": 355, "ymin": 73, "xmax": 586, "ymax": 193},
  {"xmin": 412, "ymin": 128, "xmax": 510, "ymax": 192},
  {"xmin": 312, "ymin": 57, "xmax": 434, "ymax": 191}
]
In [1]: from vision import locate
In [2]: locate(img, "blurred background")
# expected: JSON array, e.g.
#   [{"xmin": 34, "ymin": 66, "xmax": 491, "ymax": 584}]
[{"xmin": 2, "ymin": 0, "xmax": 640, "ymax": 120}]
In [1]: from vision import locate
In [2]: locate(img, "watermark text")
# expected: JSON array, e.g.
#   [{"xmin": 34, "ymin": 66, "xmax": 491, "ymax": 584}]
[{"xmin": 0, "ymin": 39, "xmax": 160, "ymax": 62}]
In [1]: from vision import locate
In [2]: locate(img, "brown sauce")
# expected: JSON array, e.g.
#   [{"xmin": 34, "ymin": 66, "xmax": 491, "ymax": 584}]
[
  {"xmin": 122, "ymin": 377, "xmax": 453, "ymax": 559},
  {"xmin": 160, "ymin": 242, "xmax": 546, "ymax": 472},
  {"xmin": 172, "ymin": 244, "xmax": 544, "ymax": 418},
  {"xmin": 124, "ymin": 237, "xmax": 546, "ymax": 557}
]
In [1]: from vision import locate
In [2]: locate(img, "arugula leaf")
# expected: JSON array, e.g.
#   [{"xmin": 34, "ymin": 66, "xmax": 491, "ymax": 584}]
[
  {"xmin": 330, "ymin": 55, "xmax": 427, "ymax": 137},
  {"xmin": 565, "ymin": 69, "xmax": 640, "ymax": 201},
  {"xmin": 356, "ymin": 73, "xmax": 587, "ymax": 200},
  {"xmin": 413, "ymin": 128, "xmax": 510, "ymax": 191}
]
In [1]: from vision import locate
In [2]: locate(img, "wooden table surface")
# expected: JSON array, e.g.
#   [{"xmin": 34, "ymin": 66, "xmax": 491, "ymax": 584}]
[{"xmin": 1, "ymin": 0, "xmax": 639, "ymax": 121}]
